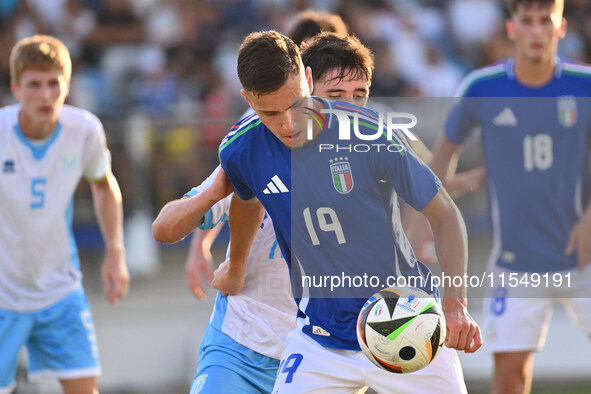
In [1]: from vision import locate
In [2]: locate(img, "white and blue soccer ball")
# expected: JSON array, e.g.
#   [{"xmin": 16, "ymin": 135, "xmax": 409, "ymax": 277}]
[{"xmin": 356, "ymin": 286, "xmax": 446, "ymax": 373}]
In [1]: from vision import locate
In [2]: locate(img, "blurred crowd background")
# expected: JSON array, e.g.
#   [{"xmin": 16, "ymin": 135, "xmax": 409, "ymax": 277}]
[{"xmin": 2, "ymin": 0, "xmax": 591, "ymax": 241}]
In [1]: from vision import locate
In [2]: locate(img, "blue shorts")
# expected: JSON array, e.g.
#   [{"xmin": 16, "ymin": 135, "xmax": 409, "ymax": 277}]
[
  {"xmin": 0, "ymin": 286, "xmax": 100, "ymax": 393},
  {"xmin": 191, "ymin": 323, "xmax": 280, "ymax": 394}
]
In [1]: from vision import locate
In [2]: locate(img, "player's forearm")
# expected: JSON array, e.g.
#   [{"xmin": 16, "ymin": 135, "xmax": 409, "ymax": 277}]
[
  {"xmin": 152, "ymin": 188, "xmax": 219, "ymax": 244},
  {"xmin": 408, "ymin": 138, "xmax": 433, "ymax": 163},
  {"xmin": 432, "ymin": 215, "xmax": 468, "ymax": 301},
  {"xmin": 429, "ymin": 138, "xmax": 460, "ymax": 184},
  {"xmin": 91, "ymin": 173, "xmax": 125, "ymax": 255},
  {"xmin": 228, "ymin": 194, "xmax": 264, "ymax": 278},
  {"xmin": 422, "ymin": 190, "xmax": 468, "ymax": 301}
]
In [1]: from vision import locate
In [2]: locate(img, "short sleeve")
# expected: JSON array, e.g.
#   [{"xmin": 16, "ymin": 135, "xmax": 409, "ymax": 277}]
[
  {"xmin": 445, "ymin": 73, "xmax": 482, "ymax": 145},
  {"xmin": 83, "ymin": 116, "xmax": 111, "ymax": 180},
  {"xmin": 444, "ymin": 98, "xmax": 477, "ymax": 145},
  {"xmin": 184, "ymin": 166, "xmax": 231, "ymax": 229},
  {"xmin": 219, "ymin": 143, "xmax": 255, "ymax": 201},
  {"xmin": 373, "ymin": 136, "xmax": 441, "ymax": 211}
]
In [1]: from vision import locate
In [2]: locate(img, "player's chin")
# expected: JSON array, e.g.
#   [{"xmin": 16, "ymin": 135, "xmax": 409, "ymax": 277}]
[
  {"xmin": 284, "ymin": 130, "xmax": 306, "ymax": 148},
  {"xmin": 525, "ymin": 48, "xmax": 547, "ymax": 61}
]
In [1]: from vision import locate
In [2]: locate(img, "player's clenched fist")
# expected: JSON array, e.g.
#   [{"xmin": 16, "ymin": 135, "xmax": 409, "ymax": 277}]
[
  {"xmin": 442, "ymin": 297, "xmax": 482, "ymax": 353},
  {"xmin": 212, "ymin": 259, "xmax": 245, "ymax": 296}
]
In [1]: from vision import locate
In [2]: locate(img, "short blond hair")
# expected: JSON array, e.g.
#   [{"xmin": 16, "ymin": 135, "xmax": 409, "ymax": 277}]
[{"xmin": 9, "ymin": 35, "xmax": 72, "ymax": 84}]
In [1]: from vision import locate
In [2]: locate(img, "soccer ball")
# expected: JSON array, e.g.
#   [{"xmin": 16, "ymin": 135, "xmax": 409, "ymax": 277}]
[{"xmin": 356, "ymin": 286, "xmax": 446, "ymax": 373}]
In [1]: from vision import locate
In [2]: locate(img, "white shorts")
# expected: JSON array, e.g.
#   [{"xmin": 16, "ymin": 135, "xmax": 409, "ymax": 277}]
[
  {"xmin": 483, "ymin": 264, "xmax": 591, "ymax": 353},
  {"xmin": 272, "ymin": 329, "xmax": 466, "ymax": 394}
]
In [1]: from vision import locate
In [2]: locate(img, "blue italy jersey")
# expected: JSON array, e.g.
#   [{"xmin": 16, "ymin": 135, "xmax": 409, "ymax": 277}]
[
  {"xmin": 219, "ymin": 111, "xmax": 292, "ymax": 262},
  {"xmin": 446, "ymin": 58, "xmax": 591, "ymax": 272},
  {"xmin": 220, "ymin": 99, "xmax": 441, "ymax": 350}
]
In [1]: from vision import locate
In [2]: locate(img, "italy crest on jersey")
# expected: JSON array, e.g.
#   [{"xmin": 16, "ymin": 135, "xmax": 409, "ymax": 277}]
[
  {"xmin": 557, "ymin": 96, "xmax": 577, "ymax": 127},
  {"xmin": 330, "ymin": 157, "xmax": 354, "ymax": 194}
]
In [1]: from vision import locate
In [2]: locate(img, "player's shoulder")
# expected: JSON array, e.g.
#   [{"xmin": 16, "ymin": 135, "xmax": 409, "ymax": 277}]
[
  {"xmin": 59, "ymin": 104, "xmax": 103, "ymax": 132},
  {"xmin": 0, "ymin": 105, "xmax": 20, "ymax": 138},
  {"xmin": 326, "ymin": 99, "xmax": 381, "ymax": 126},
  {"xmin": 560, "ymin": 58, "xmax": 591, "ymax": 81},
  {"xmin": 327, "ymin": 98, "xmax": 378, "ymax": 114},
  {"xmin": 0, "ymin": 104, "xmax": 18, "ymax": 123},
  {"xmin": 455, "ymin": 60, "xmax": 509, "ymax": 97},
  {"xmin": 218, "ymin": 111, "xmax": 265, "ymax": 160}
]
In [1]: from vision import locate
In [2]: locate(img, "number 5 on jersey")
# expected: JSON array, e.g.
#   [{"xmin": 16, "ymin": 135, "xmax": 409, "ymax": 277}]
[{"xmin": 31, "ymin": 177, "xmax": 47, "ymax": 209}]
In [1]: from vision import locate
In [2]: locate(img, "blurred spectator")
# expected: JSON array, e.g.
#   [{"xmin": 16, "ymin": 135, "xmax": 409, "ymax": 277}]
[
  {"xmin": 448, "ymin": 0, "xmax": 503, "ymax": 68},
  {"xmin": 143, "ymin": 0, "xmax": 182, "ymax": 48},
  {"xmin": 0, "ymin": 1, "xmax": 44, "ymax": 104},
  {"xmin": 415, "ymin": 42, "xmax": 463, "ymax": 97},
  {"xmin": 2, "ymin": 0, "xmax": 591, "ymax": 219},
  {"xmin": 393, "ymin": 18, "xmax": 429, "ymax": 83},
  {"xmin": 84, "ymin": 0, "xmax": 145, "ymax": 114},
  {"xmin": 27, "ymin": 0, "xmax": 67, "ymax": 29},
  {"xmin": 7, "ymin": 1, "xmax": 44, "ymax": 43},
  {"xmin": 287, "ymin": 9, "xmax": 348, "ymax": 45},
  {"xmin": 54, "ymin": 0, "xmax": 96, "ymax": 62},
  {"xmin": 130, "ymin": 47, "xmax": 181, "ymax": 117},
  {"xmin": 367, "ymin": 40, "xmax": 415, "ymax": 97}
]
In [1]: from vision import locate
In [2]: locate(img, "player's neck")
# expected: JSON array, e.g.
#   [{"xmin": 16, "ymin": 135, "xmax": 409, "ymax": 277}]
[
  {"xmin": 18, "ymin": 110, "xmax": 58, "ymax": 140},
  {"xmin": 513, "ymin": 54, "xmax": 556, "ymax": 87}
]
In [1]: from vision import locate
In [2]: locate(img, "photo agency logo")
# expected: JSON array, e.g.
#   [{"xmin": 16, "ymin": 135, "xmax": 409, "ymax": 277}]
[{"xmin": 304, "ymin": 108, "xmax": 419, "ymax": 154}]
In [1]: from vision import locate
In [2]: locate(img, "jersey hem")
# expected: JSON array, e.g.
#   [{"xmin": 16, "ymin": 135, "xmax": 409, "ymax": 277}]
[
  {"xmin": 28, "ymin": 366, "xmax": 101, "ymax": 382},
  {"xmin": 0, "ymin": 282, "xmax": 82, "ymax": 313}
]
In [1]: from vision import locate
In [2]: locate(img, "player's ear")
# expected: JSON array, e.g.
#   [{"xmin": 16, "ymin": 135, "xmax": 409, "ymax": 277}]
[
  {"xmin": 10, "ymin": 81, "xmax": 20, "ymax": 101},
  {"xmin": 305, "ymin": 66, "xmax": 313, "ymax": 95},
  {"xmin": 558, "ymin": 17, "xmax": 567, "ymax": 39},
  {"xmin": 240, "ymin": 89, "xmax": 253, "ymax": 109},
  {"xmin": 63, "ymin": 77, "xmax": 71, "ymax": 97},
  {"xmin": 506, "ymin": 19, "xmax": 516, "ymax": 40}
]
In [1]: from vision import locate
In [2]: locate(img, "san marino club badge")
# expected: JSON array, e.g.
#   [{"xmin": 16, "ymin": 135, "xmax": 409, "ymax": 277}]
[
  {"xmin": 329, "ymin": 157, "xmax": 353, "ymax": 194},
  {"xmin": 557, "ymin": 96, "xmax": 577, "ymax": 127}
]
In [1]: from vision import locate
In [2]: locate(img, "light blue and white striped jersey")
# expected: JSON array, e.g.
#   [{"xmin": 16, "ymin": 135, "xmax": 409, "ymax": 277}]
[
  {"xmin": 0, "ymin": 104, "xmax": 110, "ymax": 312},
  {"xmin": 185, "ymin": 166, "xmax": 297, "ymax": 360},
  {"xmin": 446, "ymin": 58, "xmax": 591, "ymax": 272}
]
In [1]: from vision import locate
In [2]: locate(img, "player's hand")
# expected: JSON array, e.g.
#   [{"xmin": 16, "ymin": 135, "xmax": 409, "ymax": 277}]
[
  {"xmin": 212, "ymin": 259, "xmax": 245, "ymax": 296},
  {"xmin": 442, "ymin": 297, "xmax": 481, "ymax": 353},
  {"xmin": 445, "ymin": 166, "xmax": 487, "ymax": 197},
  {"xmin": 185, "ymin": 247, "xmax": 214, "ymax": 299},
  {"xmin": 102, "ymin": 248, "xmax": 130, "ymax": 305},
  {"xmin": 565, "ymin": 213, "xmax": 591, "ymax": 270}
]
